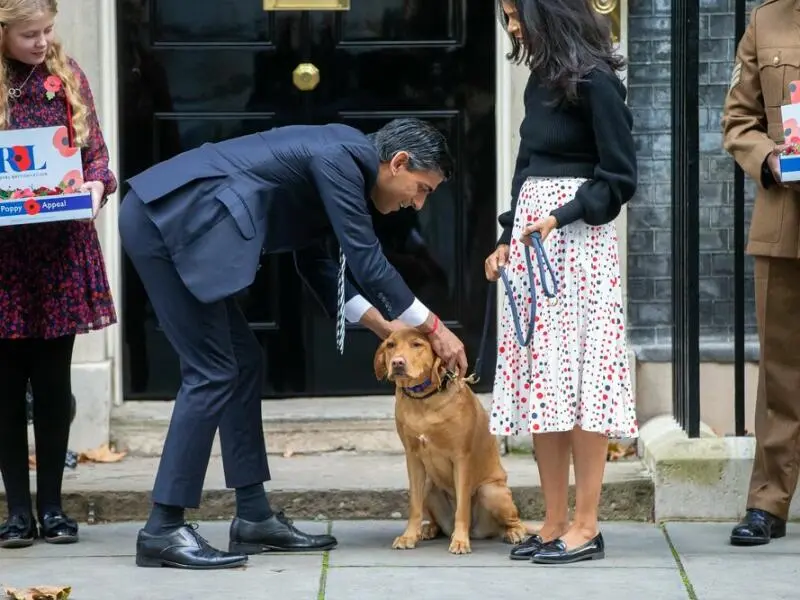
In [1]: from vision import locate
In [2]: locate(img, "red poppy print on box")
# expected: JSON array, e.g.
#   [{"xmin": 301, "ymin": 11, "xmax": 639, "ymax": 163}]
[
  {"xmin": 24, "ymin": 198, "xmax": 41, "ymax": 215},
  {"xmin": 60, "ymin": 169, "xmax": 83, "ymax": 193},
  {"xmin": 52, "ymin": 125, "xmax": 78, "ymax": 157}
]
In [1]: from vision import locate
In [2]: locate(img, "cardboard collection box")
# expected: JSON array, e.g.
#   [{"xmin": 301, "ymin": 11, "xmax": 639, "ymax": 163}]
[
  {"xmin": 0, "ymin": 124, "xmax": 92, "ymax": 227},
  {"xmin": 779, "ymin": 81, "xmax": 800, "ymax": 182}
]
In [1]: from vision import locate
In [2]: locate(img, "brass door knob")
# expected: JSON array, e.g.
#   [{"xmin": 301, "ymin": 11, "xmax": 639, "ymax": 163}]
[{"xmin": 293, "ymin": 63, "xmax": 320, "ymax": 92}]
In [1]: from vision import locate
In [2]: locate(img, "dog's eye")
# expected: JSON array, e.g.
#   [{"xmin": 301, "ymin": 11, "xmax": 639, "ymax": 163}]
[
  {"xmin": 411, "ymin": 341, "xmax": 423, "ymax": 348},
  {"xmin": 386, "ymin": 341, "xmax": 396, "ymax": 349}
]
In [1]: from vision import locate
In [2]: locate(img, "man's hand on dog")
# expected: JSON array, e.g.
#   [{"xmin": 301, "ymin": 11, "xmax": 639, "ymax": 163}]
[
  {"xmin": 384, "ymin": 319, "xmax": 409, "ymax": 337},
  {"xmin": 485, "ymin": 244, "xmax": 509, "ymax": 282},
  {"xmin": 428, "ymin": 323, "xmax": 467, "ymax": 375}
]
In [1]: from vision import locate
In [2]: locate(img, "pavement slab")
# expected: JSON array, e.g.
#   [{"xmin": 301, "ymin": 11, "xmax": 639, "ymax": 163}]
[
  {"xmin": 664, "ymin": 522, "xmax": 800, "ymax": 600},
  {"xmin": 324, "ymin": 566, "xmax": 688, "ymax": 600},
  {"xmin": 0, "ymin": 522, "xmax": 327, "ymax": 600},
  {"xmin": 328, "ymin": 520, "xmax": 676, "ymax": 569},
  {"xmin": 3, "ymin": 556, "xmax": 322, "ymax": 600}
]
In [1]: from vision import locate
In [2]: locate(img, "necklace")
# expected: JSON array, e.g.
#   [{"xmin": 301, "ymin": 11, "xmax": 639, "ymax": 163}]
[{"xmin": 8, "ymin": 65, "xmax": 36, "ymax": 99}]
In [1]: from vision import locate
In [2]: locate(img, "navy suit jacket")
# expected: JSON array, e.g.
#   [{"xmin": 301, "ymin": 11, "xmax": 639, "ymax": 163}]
[{"xmin": 126, "ymin": 123, "xmax": 415, "ymax": 320}]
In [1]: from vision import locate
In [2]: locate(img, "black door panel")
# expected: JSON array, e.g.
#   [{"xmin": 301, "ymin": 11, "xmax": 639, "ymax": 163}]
[{"xmin": 117, "ymin": 0, "xmax": 496, "ymax": 398}]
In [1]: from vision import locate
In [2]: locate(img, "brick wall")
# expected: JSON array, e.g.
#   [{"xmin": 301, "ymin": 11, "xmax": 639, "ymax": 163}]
[{"xmin": 626, "ymin": 0, "xmax": 760, "ymax": 361}]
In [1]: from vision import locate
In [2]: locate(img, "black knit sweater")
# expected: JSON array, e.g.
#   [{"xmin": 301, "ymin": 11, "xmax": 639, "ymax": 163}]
[{"xmin": 497, "ymin": 68, "xmax": 637, "ymax": 246}]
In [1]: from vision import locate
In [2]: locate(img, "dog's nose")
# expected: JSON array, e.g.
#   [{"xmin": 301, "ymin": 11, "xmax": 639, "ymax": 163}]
[{"xmin": 390, "ymin": 357, "xmax": 407, "ymax": 373}]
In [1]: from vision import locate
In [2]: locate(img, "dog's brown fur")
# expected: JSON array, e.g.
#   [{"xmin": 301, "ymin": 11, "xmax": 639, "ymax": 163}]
[{"xmin": 374, "ymin": 329, "xmax": 531, "ymax": 554}]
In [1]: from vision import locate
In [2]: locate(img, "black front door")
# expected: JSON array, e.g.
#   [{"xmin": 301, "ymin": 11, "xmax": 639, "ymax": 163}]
[{"xmin": 117, "ymin": 0, "xmax": 497, "ymax": 399}]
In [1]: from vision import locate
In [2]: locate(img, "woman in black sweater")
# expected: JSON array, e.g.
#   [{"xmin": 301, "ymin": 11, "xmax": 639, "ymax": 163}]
[{"xmin": 485, "ymin": 0, "xmax": 638, "ymax": 564}]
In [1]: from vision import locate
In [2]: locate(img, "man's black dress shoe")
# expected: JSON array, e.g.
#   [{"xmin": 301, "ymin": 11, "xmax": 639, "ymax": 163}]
[
  {"xmin": 509, "ymin": 535, "xmax": 544, "ymax": 560},
  {"xmin": 0, "ymin": 513, "xmax": 37, "ymax": 549},
  {"xmin": 229, "ymin": 512, "xmax": 338, "ymax": 554},
  {"xmin": 136, "ymin": 524, "xmax": 248, "ymax": 569},
  {"xmin": 531, "ymin": 532, "xmax": 605, "ymax": 565},
  {"xmin": 730, "ymin": 508, "xmax": 786, "ymax": 546},
  {"xmin": 39, "ymin": 511, "xmax": 79, "ymax": 544}
]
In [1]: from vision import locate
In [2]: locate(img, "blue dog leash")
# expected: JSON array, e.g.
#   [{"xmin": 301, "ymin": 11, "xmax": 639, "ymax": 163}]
[
  {"xmin": 471, "ymin": 232, "xmax": 559, "ymax": 382},
  {"xmin": 499, "ymin": 232, "xmax": 559, "ymax": 347}
]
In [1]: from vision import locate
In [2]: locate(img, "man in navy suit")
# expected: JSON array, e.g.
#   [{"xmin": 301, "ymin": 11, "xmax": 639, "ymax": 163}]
[{"xmin": 118, "ymin": 118, "xmax": 466, "ymax": 570}]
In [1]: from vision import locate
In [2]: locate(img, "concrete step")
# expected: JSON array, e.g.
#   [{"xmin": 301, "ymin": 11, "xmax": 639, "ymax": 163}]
[
  {"xmin": 1, "ymin": 453, "xmax": 653, "ymax": 523},
  {"xmin": 111, "ymin": 395, "xmax": 506, "ymax": 457}
]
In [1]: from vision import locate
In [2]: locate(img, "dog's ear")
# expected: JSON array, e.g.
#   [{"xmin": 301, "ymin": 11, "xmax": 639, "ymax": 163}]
[
  {"xmin": 430, "ymin": 356, "xmax": 444, "ymax": 388},
  {"xmin": 373, "ymin": 341, "xmax": 388, "ymax": 380}
]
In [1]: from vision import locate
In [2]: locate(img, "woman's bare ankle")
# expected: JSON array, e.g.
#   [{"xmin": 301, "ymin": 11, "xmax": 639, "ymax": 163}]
[
  {"xmin": 563, "ymin": 519, "xmax": 600, "ymax": 542},
  {"xmin": 538, "ymin": 520, "xmax": 570, "ymax": 542}
]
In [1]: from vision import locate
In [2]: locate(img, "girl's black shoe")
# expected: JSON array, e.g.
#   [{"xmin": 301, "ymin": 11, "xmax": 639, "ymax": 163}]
[
  {"xmin": 39, "ymin": 511, "xmax": 79, "ymax": 544},
  {"xmin": 0, "ymin": 513, "xmax": 37, "ymax": 549}
]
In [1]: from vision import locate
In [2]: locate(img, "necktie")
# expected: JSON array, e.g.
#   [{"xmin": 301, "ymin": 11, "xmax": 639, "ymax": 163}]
[{"xmin": 335, "ymin": 246, "xmax": 346, "ymax": 355}]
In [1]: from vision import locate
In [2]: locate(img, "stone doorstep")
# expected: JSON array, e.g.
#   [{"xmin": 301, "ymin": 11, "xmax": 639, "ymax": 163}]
[
  {"xmin": 638, "ymin": 414, "xmax": 800, "ymax": 521},
  {"xmin": 0, "ymin": 454, "xmax": 653, "ymax": 523},
  {"xmin": 108, "ymin": 395, "xmax": 539, "ymax": 457}
]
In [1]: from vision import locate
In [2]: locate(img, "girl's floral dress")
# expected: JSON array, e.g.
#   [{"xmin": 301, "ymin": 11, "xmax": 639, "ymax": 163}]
[{"xmin": 0, "ymin": 57, "xmax": 117, "ymax": 339}]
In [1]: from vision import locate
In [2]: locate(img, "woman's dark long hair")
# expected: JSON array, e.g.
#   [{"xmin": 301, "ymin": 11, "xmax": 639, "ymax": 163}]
[{"xmin": 497, "ymin": 0, "xmax": 626, "ymax": 103}]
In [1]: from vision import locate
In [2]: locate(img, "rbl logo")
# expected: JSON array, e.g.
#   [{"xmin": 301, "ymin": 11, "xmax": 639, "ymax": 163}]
[{"xmin": 0, "ymin": 145, "xmax": 46, "ymax": 173}]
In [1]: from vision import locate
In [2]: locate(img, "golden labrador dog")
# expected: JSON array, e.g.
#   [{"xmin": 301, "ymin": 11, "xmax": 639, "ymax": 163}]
[{"xmin": 374, "ymin": 329, "xmax": 531, "ymax": 554}]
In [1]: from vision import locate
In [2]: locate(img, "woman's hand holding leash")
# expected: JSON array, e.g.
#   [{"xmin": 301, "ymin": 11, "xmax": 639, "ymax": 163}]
[
  {"xmin": 520, "ymin": 215, "xmax": 558, "ymax": 244},
  {"xmin": 485, "ymin": 244, "xmax": 509, "ymax": 282},
  {"xmin": 475, "ymin": 218, "xmax": 560, "ymax": 381}
]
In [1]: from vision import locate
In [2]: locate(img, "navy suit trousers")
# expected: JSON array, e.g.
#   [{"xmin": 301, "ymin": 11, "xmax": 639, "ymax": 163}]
[{"xmin": 119, "ymin": 192, "xmax": 270, "ymax": 508}]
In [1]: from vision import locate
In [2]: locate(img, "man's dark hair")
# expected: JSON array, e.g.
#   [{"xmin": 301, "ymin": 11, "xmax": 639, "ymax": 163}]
[
  {"xmin": 497, "ymin": 0, "xmax": 626, "ymax": 104},
  {"xmin": 368, "ymin": 118, "xmax": 453, "ymax": 180}
]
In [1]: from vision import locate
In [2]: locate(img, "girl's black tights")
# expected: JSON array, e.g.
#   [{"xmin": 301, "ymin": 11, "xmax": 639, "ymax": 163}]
[{"xmin": 0, "ymin": 335, "xmax": 76, "ymax": 518}]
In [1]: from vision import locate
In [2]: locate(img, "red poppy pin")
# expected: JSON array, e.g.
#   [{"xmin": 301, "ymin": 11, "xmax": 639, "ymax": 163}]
[{"xmin": 44, "ymin": 75, "xmax": 61, "ymax": 100}]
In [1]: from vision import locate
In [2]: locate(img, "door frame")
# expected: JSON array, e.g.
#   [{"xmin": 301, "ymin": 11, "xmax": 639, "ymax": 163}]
[{"xmin": 96, "ymin": 0, "xmax": 124, "ymax": 408}]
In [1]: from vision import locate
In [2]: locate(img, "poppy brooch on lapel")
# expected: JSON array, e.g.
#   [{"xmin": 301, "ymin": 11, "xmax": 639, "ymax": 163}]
[{"xmin": 44, "ymin": 75, "xmax": 61, "ymax": 100}]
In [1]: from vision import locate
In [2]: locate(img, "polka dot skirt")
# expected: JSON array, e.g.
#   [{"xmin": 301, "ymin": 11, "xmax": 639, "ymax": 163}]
[{"xmin": 489, "ymin": 177, "xmax": 638, "ymax": 438}]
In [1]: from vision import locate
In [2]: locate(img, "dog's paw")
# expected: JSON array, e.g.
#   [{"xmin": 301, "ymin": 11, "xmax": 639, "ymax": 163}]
[
  {"xmin": 503, "ymin": 524, "xmax": 528, "ymax": 545},
  {"xmin": 392, "ymin": 533, "xmax": 420, "ymax": 550},
  {"xmin": 420, "ymin": 522, "xmax": 440, "ymax": 541},
  {"xmin": 448, "ymin": 536, "xmax": 472, "ymax": 555}
]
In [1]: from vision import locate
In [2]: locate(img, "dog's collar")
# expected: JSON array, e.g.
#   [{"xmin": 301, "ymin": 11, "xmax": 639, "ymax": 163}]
[
  {"xmin": 404, "ymin": 378, "xmax": 433, "ymax": 394},
  {"xmin": 401, "ymin": 371, "xmax": 456, "ymax": 400}
]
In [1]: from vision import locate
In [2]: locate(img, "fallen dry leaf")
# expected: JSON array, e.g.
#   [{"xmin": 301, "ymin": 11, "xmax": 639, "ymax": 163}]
[
  {"xmin": 283, "ymin": 447, "xmax": 294, "ymax": 458},
  {"xmin": 78, "ymin": 443, "xmax": 126, "ymax": 464},
  {"xmin": 606, "ymin": 440, "xmax": 637, "ymax": 462},
  {"xmin": 4, "ymin": 585, "xmax": 71, "ymax": 600}
]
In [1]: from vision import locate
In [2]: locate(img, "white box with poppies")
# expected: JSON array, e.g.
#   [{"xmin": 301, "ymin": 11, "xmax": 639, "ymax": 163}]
[{"xmin": 0, "ymin": 124, "xmax": 91, "ymax": 227}]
